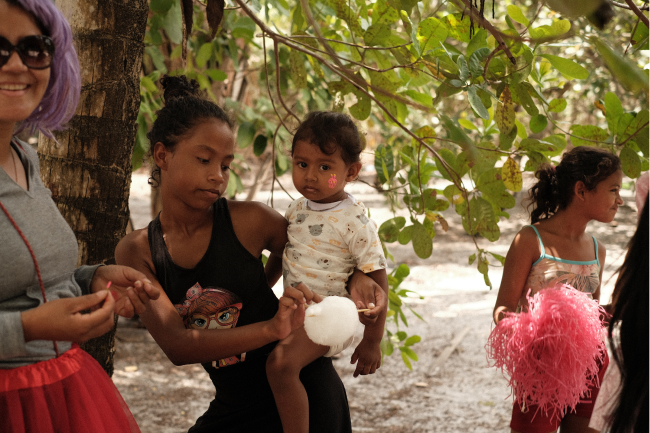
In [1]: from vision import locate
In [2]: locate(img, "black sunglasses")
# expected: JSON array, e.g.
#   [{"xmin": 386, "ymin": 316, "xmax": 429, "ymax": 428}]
[{"xmin": 0, "ymin": 35, "xmax": 55, "ymax": 70}]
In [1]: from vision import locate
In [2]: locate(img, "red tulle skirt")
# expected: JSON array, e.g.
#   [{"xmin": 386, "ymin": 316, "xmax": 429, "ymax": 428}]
[{"xmin": 0, "ymin": 345, "xmax": 140, "ymax": 433}]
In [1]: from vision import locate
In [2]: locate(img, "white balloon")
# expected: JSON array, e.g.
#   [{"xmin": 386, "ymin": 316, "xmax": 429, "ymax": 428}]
[{"xmin": 304, "ymin": 296, "xmax": 359, "ymax": 347}]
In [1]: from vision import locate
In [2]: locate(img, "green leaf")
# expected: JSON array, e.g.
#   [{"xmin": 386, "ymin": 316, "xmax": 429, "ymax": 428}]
[
  {"xmin": 631, "ymin": 22, "xmax": 649, "ymax": 51},
  {"xmin": 398, "ymin": 225, "xmax": 413, "ymax": 245},
  {"xmin": 620, "ymin": 146, "xmax": 642, "ymax": 178},
  {"xmin": 570, "ymin": 125, "xmax": 609, "ymax": 146},
  {"xmin": 195, "ymin": 43, "xmax": 213, "ymax": 68},
  {"xmin": 375, "ymin": 144, "xmax": 395, "ymax": 184},
  {"xmin": 440, "ymin": 115, "xmax": 477, "ymax": 164},
  {"xmin": 349, "ymin": 91, "xmax": 371, "ymax": 121},
  {"xmin": 529, "ymin": 115, "xmax": 548, "ymax": 133},
  {"xmin": 289, "ymin": 49, "xmax": 307, "ymax": 89},
  {"xmin": 394, "ymin": 263, "xmax": 410, "ymax": 280},
  {"xmin": 416, "ymin": 17, "xmax": 449, "ymax": 54},
  {"xmin": 237, "ymin": 121, "xmax": 256, "ymax": 148},
  {"xmin": 467, "ymin": 30, "xmax": 488, "ymax": 57},
  {"xmin": 588, "ymin": 36, "xmax": 649, "ymax": 93},
  {"xmin": 364, "ymin": 24, "xmax": 392, "ymax": 47},
  {"xmin": 467, "ymin": 86, "xmax": 489, "ymax": 120},
  {"xmin": 548, "ymin": 98, "xmax": 567, "ymax": 113},
  {"xmin": 412, "ymin": 220, "xmax": 433, "ymax": 259},
  {"xmin": 468, "ymin": 253, "xmax": 476, "ymax": 265},
  {"xmin": 400, "ymin": 346, "xmax": 419, "ymax": 361},
  {"xmin": 140, "ymin": 76, "xmax": 157, "ymax": 93},
  {"xmin": 379, "ymin": 217, "xmax": 406, "ymax": 243},
  {"xmin": 468, "ymin": 47, "xmax": 490, "ymax": 77},
  {"xmin": 253, "ymin": 135, "xmax": 267, "ymax": 156},
  {"xmin": 162, "ymin": 0, "xmax": 183, "ymax": 44},
  {"xmin": 443, "ymin": 13, "xmax": 471, "ymax": 43},
  {"xmin": 457, "ymin": 55, "xmax": 470, "ymax": 82},
  {"xmin": 458, "ymin": 118, "xmax": 478, "ymax": 130},
  {"xmin": 400, "ymin": 351, "xmax": 413, "ymax": 370},
  {"xmin": 207, "ymin": 69, "xmax": 228, "ymax": 82},
  {"xmin": 402, "ymin": 90, "xmax": 433, "ymax": 107},
  {"xmin": 501, "ymin": 157, "xmax": 522, "ymax": 192},
  {"xmin": 499, "ymin": 126, "xmax": 518, "ymax": 151},
  {"xmin": 539, "ymin": 54, "xmax": 589, "ymax": 80},
  {"xmin": 495, "ymin": 86, "xmax": 516, "ymax": 134},
  {"xmin": 459, "ymin": 197, "xmax": 500, "ymax": 241},
  {"xmin": 404, "ymin": 335, "xmax": 421, "ymax": 347},
  {"xmin": 523, "ymin": 151, "xmax": 550, "ymax": 172},
  {"xmin": 477, "ymin": 168, "xmax": 516, "ymax": 209},
  {"xmin": 381, "ymin": 338, "xmax": 394, "ymax": 356},
  {"xmin": 604, "ymin": 92, "xmax": 624, "ymax": 135},
  {"xmin": 506, "ymin": 5, "xmax": 529, "ymax": 26},
  {"xmin": 373, "ymin": 0, "xmax": 400, "ymax": 24},
  {"xmin": 489, "ymin": 252, "xmax": 506, "ymax": 265},
  {"xmin": 150, "ymin": 0, "xmax": 174, "ymax": 14},
  {"xmin": 513, "ymin": 82, "xmax": 539, "ymax": 116},
  {"xmin": 231, "ymin": 16, "xmax": 257, "ymax": 41}
]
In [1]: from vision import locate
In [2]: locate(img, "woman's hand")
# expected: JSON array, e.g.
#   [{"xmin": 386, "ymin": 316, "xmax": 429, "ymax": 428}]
[
  {"xmin": 271, "ymin": 282, "xmax": 322, "ymax": 340},
  {"xmin": 348, "ymin": 270, "xmax": 386, "ymax": 326},
  {"xmin": 21, "ymin": 290, "xmax": 116, "ymax": 343},
  {"xmin": 91, "ymin": 265, "xmax": 160, "ymax": 318}
]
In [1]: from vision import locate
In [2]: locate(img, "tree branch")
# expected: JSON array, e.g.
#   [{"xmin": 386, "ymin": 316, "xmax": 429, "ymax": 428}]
[
  {"xmin": 611, "ymin": 0, "xmax": 649, "ymax": 11},
  {"xmin": 450, "ymin": 0, "xmax": 516, "ymax": 64},
  {"xmin": 273, "ymin": 39, "xmax": 300, "ymax": 123},
  {"xmin": 624, "ymin": 0, "xmax": 650, "ymax": 26}
]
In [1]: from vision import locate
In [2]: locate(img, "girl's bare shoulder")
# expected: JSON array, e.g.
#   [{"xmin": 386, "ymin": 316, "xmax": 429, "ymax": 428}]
[
  {"xmin": 508, "ymin": 225, "xmax": 541, "ymax": 258},
  {"xmin": 227, "ymin": 200, "xmax": 286, "ymax": 228},
  {"xmin": 116, "ymin": 227, "xmax": 152, "ymax": 265}
]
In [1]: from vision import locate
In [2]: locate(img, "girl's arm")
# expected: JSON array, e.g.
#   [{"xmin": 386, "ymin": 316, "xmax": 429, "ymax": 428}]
[
  {"xmin": 115, "ymin": 229, "xmax": 312, "ymax": 366},
  {"xmin": 493, "ymin": 227, "xmax": 540, "ymax": 324}
]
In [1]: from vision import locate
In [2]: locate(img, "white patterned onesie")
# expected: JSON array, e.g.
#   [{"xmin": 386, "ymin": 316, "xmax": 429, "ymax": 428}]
[{"xmin": 282, "ymin": 195, "xmax": 387, "ymax": 298}]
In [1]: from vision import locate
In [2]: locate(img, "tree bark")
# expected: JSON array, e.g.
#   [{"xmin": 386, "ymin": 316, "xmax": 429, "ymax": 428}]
[{"xmin": 39, "ymin": 0, "xmax": 148, "ymax": 376}]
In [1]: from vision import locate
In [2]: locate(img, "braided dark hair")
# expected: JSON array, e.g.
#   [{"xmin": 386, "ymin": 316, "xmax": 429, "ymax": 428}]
[
  {"xmin": 527, "ymin": 146, "xmax": 621, "ymax": 223},
  {"xmin": 147, "ymin": 75, "xmax": 233, "ymax": 186},
  {"xmin": 291, "ymin": 111, "xmax": 363, "ymax": 166}
]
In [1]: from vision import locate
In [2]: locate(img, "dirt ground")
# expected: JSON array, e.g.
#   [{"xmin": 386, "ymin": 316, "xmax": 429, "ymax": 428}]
[{"xmin": 114, "ymin": 167, "xmax": 641, "ymax": 433}]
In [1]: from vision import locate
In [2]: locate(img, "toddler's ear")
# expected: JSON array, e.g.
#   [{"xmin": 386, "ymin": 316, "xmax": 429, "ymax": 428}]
[{"xmin": 346, "ymin": 162, "xmax": 362, "ymax": 181}]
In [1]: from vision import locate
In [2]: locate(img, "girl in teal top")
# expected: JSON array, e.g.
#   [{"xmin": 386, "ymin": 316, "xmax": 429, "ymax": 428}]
[{"xmin": 493, "ymin": 146, "xmax": 623, "ymax": 433}]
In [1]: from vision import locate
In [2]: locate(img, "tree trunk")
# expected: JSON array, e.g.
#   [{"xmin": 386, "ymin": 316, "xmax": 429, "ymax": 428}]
[{"xmin": 38, "ymin": 0, "xmax": 148, "ymax": 376}]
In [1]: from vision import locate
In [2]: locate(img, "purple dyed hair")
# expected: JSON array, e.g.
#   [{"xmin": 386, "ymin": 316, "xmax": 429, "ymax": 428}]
[{"xmin": 8, "ymin": 0, "xmax": 81, "ymax": 138}]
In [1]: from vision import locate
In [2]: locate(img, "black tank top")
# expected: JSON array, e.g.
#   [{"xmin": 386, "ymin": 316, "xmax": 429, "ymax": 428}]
[
  {"xmin": 148, "ymin": 198, "xmax": 279, "ymax": 362},
  {"xmin": 148, "ymin": 198, "xmax": 351, "ymax": 433}
]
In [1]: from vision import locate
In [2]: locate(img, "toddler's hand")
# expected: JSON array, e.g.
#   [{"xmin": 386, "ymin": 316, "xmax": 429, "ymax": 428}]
[
  {"xmin": 348, "ymin": 273, "xmax": 385, "ymax": 325},
  {"xmin": 350, "ymin": 338, "xmax": 381, "ymax": 377}
]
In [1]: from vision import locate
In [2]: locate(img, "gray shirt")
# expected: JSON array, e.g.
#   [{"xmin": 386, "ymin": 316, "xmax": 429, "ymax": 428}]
[{"xmin": 0, "ymin": 139, "xmax": 98, "ymax": 367}]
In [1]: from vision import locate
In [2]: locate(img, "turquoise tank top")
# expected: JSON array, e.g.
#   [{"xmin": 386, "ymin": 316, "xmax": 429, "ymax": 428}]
[{"xmin": 521, "ymin": 225, "xmax": 600, "ymax": 307}]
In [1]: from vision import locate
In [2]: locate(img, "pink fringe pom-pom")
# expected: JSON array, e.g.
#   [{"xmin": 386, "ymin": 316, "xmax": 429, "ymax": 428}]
[{"xmin": 486, "ymin": 285, "xmax": 606, "ymax": 422}]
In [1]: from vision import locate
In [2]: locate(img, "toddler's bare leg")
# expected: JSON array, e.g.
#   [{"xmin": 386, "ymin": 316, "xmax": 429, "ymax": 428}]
[{"xmin": 266, "ymin": 326, "xmax": 329, "ymax": 433}]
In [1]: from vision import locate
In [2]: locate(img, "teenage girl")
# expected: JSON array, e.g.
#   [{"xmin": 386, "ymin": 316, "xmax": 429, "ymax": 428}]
[
  {"xmin": 0, "ymin": 1, "xmax": 159, "ymax": 432},
  {"xmin": 493, "ymin": 146, "xmax": 623, "ymax": 433},
  {"xmin": 265, "ymin": 111, "xmax": 389, "ymax": 433},
  {"xmin": 115, "ymin": 78, "xmax": 377, "ymax": 433}
]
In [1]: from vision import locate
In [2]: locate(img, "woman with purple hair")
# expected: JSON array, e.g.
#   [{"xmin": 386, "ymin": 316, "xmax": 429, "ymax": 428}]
[{"xmin": 0, "ymin": 1, "xmax": 160, "ymax": 432}]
